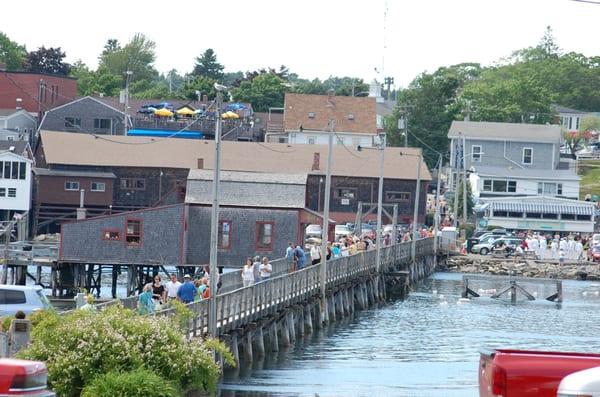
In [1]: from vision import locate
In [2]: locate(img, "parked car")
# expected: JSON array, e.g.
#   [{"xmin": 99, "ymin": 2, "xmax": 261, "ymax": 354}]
[
  {"xmin": 558, "ymin": 366, "xmax": 600, "ymax": 397},
  {"xmin": 335, "ymin": 225, "xmax": 352, "ymax": 240},
  {"xmin": 592, "ymin": 233, "xmax": 600, "ymax": 247},
  {"xmin": 0, "ymin": 286, "xmax": 52, "ymax": 316},
  {"xmin": 479, "ymin": 349, "xmax": 600, "ymax": 397},
  {"xmin": 304, "ymin": 224, "xmax": 322, "ymax": 238},
  {"xmin": 589, "ymin": 245, "xmax": 600, "ymax": 262},
  {"xmin": 0, "ymin": 358, "xmax": 55, "ymax": 396},
  {"xmin": 471, "ymin": 237, "xmax": 522, "ymax": 255},
  {"xmin": 467, "ymin": 232, "xmax": 510, "ymax": 253}
]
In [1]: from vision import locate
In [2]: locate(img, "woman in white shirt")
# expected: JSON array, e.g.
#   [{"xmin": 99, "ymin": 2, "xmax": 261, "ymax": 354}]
[
  {"xmin": 310, "ymin": 244, "xmax": 321, "ymax": 266},
  {"xmin": 241, "ymin": 258, "xmax": 255, "ymax": 287},
  {"xmin": 259, "ymin": 257, "xmax": 272, "ymax": 281}
]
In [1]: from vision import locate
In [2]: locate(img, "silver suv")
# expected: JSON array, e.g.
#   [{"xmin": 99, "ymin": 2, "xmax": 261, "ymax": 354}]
[{"xmin": 0, "ymin": 285, "xmax": 52, "ymax": 316}]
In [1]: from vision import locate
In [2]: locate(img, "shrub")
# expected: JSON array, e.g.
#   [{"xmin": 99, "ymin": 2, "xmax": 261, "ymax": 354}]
[
  {"xmin": 81, "ymin": 368, "xmax": 179, "ymax": 397},
  {"xmin": 18, "ymin": 304, "xmax": 233, "ymax": 396}
]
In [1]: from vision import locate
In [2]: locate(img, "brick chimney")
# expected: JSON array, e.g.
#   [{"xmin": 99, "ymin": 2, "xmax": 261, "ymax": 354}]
[
  {"xmin": 312, "ymin": 152, "xmax": 320, "ymax": 171},
  {"xmin": 197, "ymin": 158, "xmax": 204, "ymax": 169}
]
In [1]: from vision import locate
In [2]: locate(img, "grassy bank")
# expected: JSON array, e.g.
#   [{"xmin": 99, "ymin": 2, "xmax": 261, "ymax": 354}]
[{"xmin": 578, "ymin": 160, "xmax": 600, "ymax": 200}]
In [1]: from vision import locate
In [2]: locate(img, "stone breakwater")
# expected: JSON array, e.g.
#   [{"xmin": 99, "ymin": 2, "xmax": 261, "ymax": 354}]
[{"xmin": 438, "ymin": 257, "xmax": 600, "ymax": 281}]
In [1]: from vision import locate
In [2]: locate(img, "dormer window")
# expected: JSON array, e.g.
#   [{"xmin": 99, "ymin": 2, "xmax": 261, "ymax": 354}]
[{"xmin": 308, "ymin": 112, "xmax": 315, "ymax": 119}]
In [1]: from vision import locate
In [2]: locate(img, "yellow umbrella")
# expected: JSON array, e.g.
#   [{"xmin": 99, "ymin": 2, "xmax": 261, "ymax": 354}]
[
  {"xmin": 222, "ymin": 111, "xmax": 239, "ymax": 119},
  {"xmin": 176, "ymin": 107, "xmax": 195, "ymax": 116},
  {"xmin": 155, "ymin": 108, "xmax": 173, "ymax": 117}
]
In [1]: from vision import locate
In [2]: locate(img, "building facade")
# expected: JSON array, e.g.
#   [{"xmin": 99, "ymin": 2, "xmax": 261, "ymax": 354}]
[
  {"xmin": 0, "ymin": 71, "xmax": 77, "ymax": 113},
  {"xmin": 448, "ymin": 121, "xmax": 580, "ymax": 199},
  {"xmin": 0, "ymin": 144, "xmax": 33, "ymax": 219},
  {"xmin": 0, "ymin": 109, "xmax": 37, "ymax": 141}
]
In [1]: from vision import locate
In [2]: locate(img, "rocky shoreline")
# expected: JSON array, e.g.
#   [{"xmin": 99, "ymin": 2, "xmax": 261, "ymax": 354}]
[{"xmin": 438, "ymin": 256, "xmax": 600, "ymax": 281}]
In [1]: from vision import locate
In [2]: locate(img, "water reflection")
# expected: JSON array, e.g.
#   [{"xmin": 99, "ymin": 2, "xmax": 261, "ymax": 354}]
[{"xmin": 219, "ymin": 273, "xmax": 600, "ymax": 397}]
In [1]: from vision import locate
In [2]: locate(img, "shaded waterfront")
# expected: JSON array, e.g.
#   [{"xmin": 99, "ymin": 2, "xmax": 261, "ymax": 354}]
[{"xmin": 219, "ymin": 272, "xmax": 600, "ymax": 397}]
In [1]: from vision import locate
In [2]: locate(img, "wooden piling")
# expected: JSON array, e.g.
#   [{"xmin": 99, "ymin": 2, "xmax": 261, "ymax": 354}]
[
  {"xmin": 230, "ymin": 334, "xmax": 240, "ymax": 367},
  {"xmin": 269, "ymin": 322, "xmax": 279, "ymax": 352},
  {"xmin": 242, "ymin": 331, "xmax": 253, "ymax": 362},
  {"xmin": 280, "ymin": 318, "xmax": 290, "ymax": 348},
  {"xmin": 304, "ymin": 304, "xmax": 313, "ymax": 334},
  {"xmin": 252, "ymin": 326, "xmax": 265, "ymax": 358},
  {"xmin": 287, "ymin": 312, "xmax": 296, "ymax": 343}
]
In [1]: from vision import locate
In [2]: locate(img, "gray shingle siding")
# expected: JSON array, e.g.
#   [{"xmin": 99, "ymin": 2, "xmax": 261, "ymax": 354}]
[
  {"xmin": 457, "ymin": 138, "xmax": 558, "ymax": 170},
  {"xmin": 186, "ymin": 205, "xmax": 299, "ymax": 268},
  {"xmin": 40, "ymin": 97, "xmax": 125, "ymax": 135},
  {"xmin": 60, "ymin": 204, "xmax": 185, "ymax": 264}
]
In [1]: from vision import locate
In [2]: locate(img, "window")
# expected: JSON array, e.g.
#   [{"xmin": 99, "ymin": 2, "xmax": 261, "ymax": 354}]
[
  {"xmin": 307, "ymin": 136, "xmax": 316, "ymax": 145},
  {"xmin": 493, "ymin": 211, "xmax": 508, "ymax": 217},
  {"xmin": 471, "ymin": 145, "xmax": 482, "ymax": 162},
  {"xmin": 102, "ymin": 230, "xmax": 121, "ymax": 241},
  {"xmin": 93, "ymin": 118, "xmax": 111, "ymax": 130},
  {"xmin": 0, "ymin": 290, "xmax": 26, "ymax": 304},
  {"xmin": 508, "ymin": 211, "xmax": 522, "ymax": 218},
  {"xmin": 3, "ymin": 162, "xmax": 8, "ymax": 179},
  {"xmin": 483, "ymin": 179, "xmax": 492, "ymax": 192},
  {"xmin": 7, "ymin": 188, "xmax": 16, "ymax": 198},
  {"xmin": 507, "ymin": 181, "xmax": 517, "ymax": 193},
  {"xmin": 522, "ymin": 148, "xmax": 533, "ymax": 164},
  {"xmin": 561, "ymin": 213, "xmax": 576, "ymax": 220},
  {"xmin": 65, "ymin": 181, "xmax": 80, "ymax": 191},
  {"xmin": 576, "ymin": 117, "xmax": 580, "ymax": 130},
  {"xmin": 386, "ymin": 191, "xmax": 411, "ymax": 201},
  {"xmin": 6, "ymin": 136, "xmax": 13, "ymax": 141},
  {"xmin": 526, "ymin": 212, "xmax": 542, "ymax": 218},
  {"xmin": 10, "ymin": 162, "xmax": 18, "ymax": 180},
  {"xmin": 308, "ymin": 112, "xmax": 316, "ymax": 119},
  {"xmin": 492, "ymin": 180, "xmax": 507, "ymax": 192},
  {"xmin": 0, "ymin": 188, "xmax": 5, "ymax": 197},
  {"xmin": 91, "ymin": 182, "xmax": 106, "ymax": 192},
  {"xmin": 542, "ymin": 213, "xmax": 558, "ymax": 219},
  {"xmin": 348, "ymin": 113, "xmax": 355, "ymax": 120},
  {"xmin": 576, "ymin": 214, "xmax": 591, "ymax": 221},
  {"xmin": 334, "ymin": 188, "xmax": 357, "ymax": 200},
  {"xmin": 125, "ymin": 219, "xmax": 142, "ymax": 245},
  {"xmin": 256, "ymin": 222, "xmax": 274, "ymax": 251},
  {"xmin": 64, "ymin": 117, "xmax": 81, "ymax": 129},
  {"xmin": 120, "ymin": 178, "xmax": 145, "ymax": 190},
  {"xmin": 218, "ymin": 221, "xmax": 232, "ymax": 249},
  {"xmin": 537, "ymin": 182, "xmax": 562, "ymax": 195},
  {"xmin": 18, "ymin": 162, "xmax": 25, "ymax": 180}
]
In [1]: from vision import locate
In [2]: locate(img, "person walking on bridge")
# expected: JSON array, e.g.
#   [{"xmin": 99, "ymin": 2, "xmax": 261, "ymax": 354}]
[
  {"xmin": 177, "ymin": 274, "xmax": 196, "ymax": 304},
  {"xmin": 259, "ymin": 257, "xmax": 272, "ymax": 281},
  {"xmin": 165, "ymin": 274, "xmax": 181, "ymax": 302},
  {"xmin": 242, "ymin": 258, "xmax": 255, "ymax": 287},
  {"xmin": 294, "ymin": 244, "xmax": 306, "ymax": 270}
]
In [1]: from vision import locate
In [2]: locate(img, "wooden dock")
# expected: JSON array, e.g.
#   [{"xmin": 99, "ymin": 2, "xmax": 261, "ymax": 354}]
[{"xmin": 461, "ymin": 273, "xmax": 563, "ymax": 304}]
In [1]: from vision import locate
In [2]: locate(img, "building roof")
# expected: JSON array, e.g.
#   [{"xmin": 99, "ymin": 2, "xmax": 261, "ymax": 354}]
[
  {"xmin": 376, "ymin": 100, "xmax": 396, "ymax": 117},
  {"xmin": 186, "ymin": 170, "xmax": 307, "ymax": 208},
  {"xmin": 40, "ymin": 130, "xmax": 431, "ymax": 181},
  {"xmin": 448, "ymin": 121, "xmax": 562, "ymax": 143},
  {"xmin": 93, "ymin": 96, "xmax": 253, "ymax": 116},
  {"xmin": 33, "ymin": 168, "xmax": 116, "ymax": 179},
  {"xmin": 474, "ymin": 165, "xmax": 580, "ymax": 181},
  {"xmin": 0, "ymin": 141, "xmax": 29, "ymax": 155},
  {"xmin": 0, "ymin": 109, "xmax": 19, "ymax": 117},
  {"xmin": 47, "ymin": 96, "xmax": 126, "ymax": 115},
  {"xmin": 482, "ymin": 196, "xmax": 595, "ymax": 216},
  {"xmin": 551, "ymin": 104, "xmax": 588, "ymax": 115},
  {"xmin": 283, "ymin": 93, "xmax": 377, "ymax": 134}
]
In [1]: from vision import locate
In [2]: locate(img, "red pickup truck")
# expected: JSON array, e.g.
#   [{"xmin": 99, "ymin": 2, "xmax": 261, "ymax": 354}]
[{"xmin": 479, "ymin": 349, "xmax": 600, "ymax": 397}]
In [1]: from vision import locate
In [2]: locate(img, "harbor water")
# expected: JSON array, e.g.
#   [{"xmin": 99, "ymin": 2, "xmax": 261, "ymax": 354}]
[{"xmin": 219, "ymin": 272, "xmax": 600, "ymax": 397}]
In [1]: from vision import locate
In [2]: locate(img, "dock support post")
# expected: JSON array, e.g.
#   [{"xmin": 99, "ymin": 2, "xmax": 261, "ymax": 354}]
[
  {"xmin": 280, "ymin": 318, "xmax": 290, "ymax": 348},
  {"xmin": 511, "ymin": 281, "xmax": 517, "ymax": 305},
  {"xmin": 287, "ymin": 312, "xmax": 296, "ymax": 342},
  {"xmin": 229, "ymin": 334, "xmax": 239, "ymax": 367},
  {"xmin": 269, "ymin": 322, "xmax": 279, "ymax": 352},
  {"xmin": 304, "ymin": 304, "xmax": 313, "ymax": 334},
  {"xmin": 111, "ymin": 265, "xmax": 118, "ymax": 299},
  {"xmin": 242, "ymin": 331, "xmax": 253, "ymax": 363},
  {"xmin": 35, "ymin": 266, "xmax": 42, "ymax": 285},
  {"xmin": 252, "ymin": 327, "xmax": 265, "ymax": 358}
]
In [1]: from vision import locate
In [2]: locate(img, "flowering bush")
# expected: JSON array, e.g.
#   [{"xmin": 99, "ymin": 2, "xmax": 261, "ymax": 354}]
[{"xmin": 18, "ymin": 305, "xmax": 233, "ymax": 397}]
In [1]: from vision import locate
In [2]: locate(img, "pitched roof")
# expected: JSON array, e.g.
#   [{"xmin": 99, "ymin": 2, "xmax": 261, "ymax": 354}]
[
  {"xmin": 448, "ymin": 121, "xmax": 561, "ymax": 143},
  {"xmin": 482, "ymin": 196, "xmax": 595, "ymax": 215},
  {"xmin": 0, "ymin": 141, "xmax": 29, "ymax": 155},
  {"xmin": 39, "ymin": 130, "xmax": 431, "ymax": 181},
  {"xmin": 33, "ymin": 168, "xmax": 116, "ymax": 179},
  {"xmin": 0, "ymin": 109, "xmax": 19, "ymax": 117},
  {"xmin": 284, "ymin": 93, "xmax": 377, "ymax": 134},
  {"xmin": 551, "ymin": 104, "xmax": 588, "ymax": 115},
  {"xmin": 186, "ymin": 170, "xmax": 307, "ymax": 208}
]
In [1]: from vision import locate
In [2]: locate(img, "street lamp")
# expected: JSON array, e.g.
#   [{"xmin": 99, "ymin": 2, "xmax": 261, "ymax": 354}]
[
  {"xmin": 208, "ymin": 82, "xmax": 227, "ymax": 338},
  {"xmin": 124, "ymin": 70, "xmax": 133, "ymax": 134}
]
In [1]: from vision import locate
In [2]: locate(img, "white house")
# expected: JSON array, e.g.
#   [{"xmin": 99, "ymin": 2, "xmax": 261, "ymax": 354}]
[
  {"xmin": 265, "ymin": 92, "xmax": 379, "ymax": 147},
  {"xmin": 0, "ymin": 142, "xmax": 33, "ymax": 219},
  {"xmin": 553, "ymin": 105, "xmax": 588, "ymax": 134}
]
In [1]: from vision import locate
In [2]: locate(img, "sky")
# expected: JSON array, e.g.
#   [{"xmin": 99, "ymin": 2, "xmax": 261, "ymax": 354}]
[{"xmin": 3, "ymin": 0, "xmax": 600, "ymax": 88}]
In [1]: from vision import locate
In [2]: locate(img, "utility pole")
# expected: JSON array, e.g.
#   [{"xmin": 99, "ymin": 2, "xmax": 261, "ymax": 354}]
[
  {"xmin": 124, "ymin": 71, "xmax": 133, "ymax": 134},
  {"xmin": 433, "ymin": 153, "xmax": 442, "ymax": 263},
  {"xmin": 462, "ymin": 134, "xmax": 468, "ymax": 225},
  {"xmin": 208, "ymin": 85, "xmax": 225, "ymax": 338},
  {"xmin": 384, "ymin": 77, "xmax": 394, "ymax": 101},
  {"xmin": 168, "ymin": 71, "xmax": 172, "ymax": 93},
  {"xmin": 397, "ymin": 104, "xmax": 413, "ymax": 148},
  {"xmin": 320, "ymin": 118, "xmax": 334, "ymax": 326},
  {"xmin": 453, "ymin": 133, "xmax": 461, "ymax": 229},
  {"xmin": 411, "ymin": 153, "xmax": 422, "ymax": 262},
  {"xmin": 375, "ymin": 133, "xmax": 386, "ymax": 272}
]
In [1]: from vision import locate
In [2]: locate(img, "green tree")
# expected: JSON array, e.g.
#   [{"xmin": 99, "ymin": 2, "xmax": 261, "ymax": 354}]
[
  {"xmin": 449, "ymin": 179, "xmax": 475, "ymax": 221},
  {"xmin": 232, "ymin": 72, "xmax": 286, "ymax": 111},
  {"xmin": 192, "ymin": 48, "xmax": 224, "ymax": 80},
  {"xmin": 98, "ymin": 33, "xmax": 158, "ymax": 87},
  {"xmin": 178, "ymin": 75, "xmax": 217, "ymax": 100},
  {"xmin": 0, "ymin": 31, "xmax": 25, "ymax": 71},
  {"xmin": 25, "ymin": 46, "xmax": 71, "ymax": 75}
]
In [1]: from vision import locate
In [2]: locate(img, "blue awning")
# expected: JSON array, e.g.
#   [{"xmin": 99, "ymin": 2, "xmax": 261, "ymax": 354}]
[
  {"xmin": 491, "ymin": 201, "xmax": 593, "ymax": 215},
  {"xmin": 127, "ymin": 129, "xmax": 204, "ymax": 139}
]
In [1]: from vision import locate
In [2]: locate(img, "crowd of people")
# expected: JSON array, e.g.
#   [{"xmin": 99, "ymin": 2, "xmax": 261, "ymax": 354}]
[
  {"xmin": 138, "ymin": 273, "xmax": 213, "ymax": 314},
  {"xmin": 516, "ymin": 233, "xmax": 587, "ymax": 263}
]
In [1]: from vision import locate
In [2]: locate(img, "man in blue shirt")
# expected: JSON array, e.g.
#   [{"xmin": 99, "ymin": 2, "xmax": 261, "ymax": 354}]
[
  {"xmin": 294, "ymin": 245, "xmax": 306, "ymax": 270},
  {"xmin": 177, "ymin": 274, "xmax": 196, "ymax": 304}
]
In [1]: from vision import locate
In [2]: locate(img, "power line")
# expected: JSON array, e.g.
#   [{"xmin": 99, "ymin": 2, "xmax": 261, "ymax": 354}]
[{"xmin": 569, "ymin": 0, "xmax": 600, "ymax": 4}]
